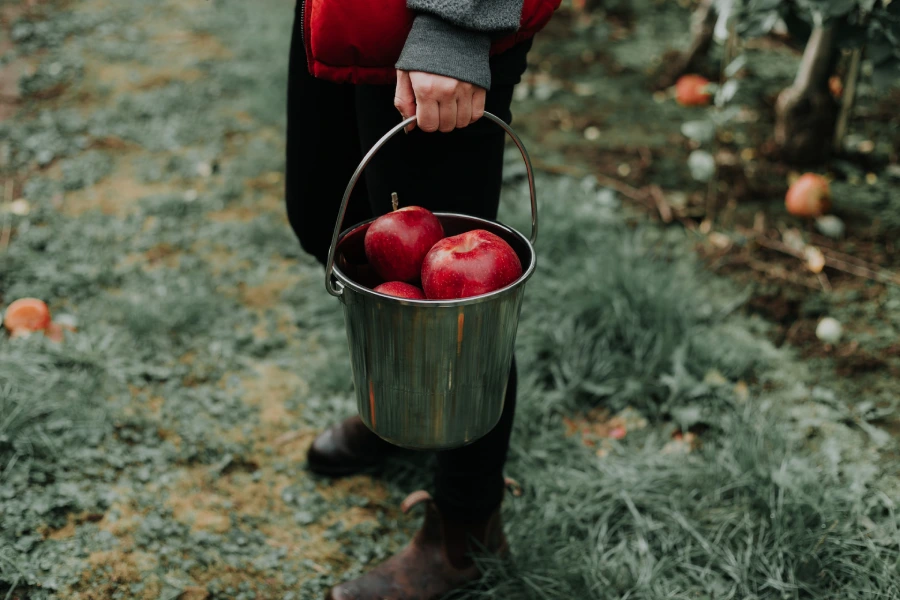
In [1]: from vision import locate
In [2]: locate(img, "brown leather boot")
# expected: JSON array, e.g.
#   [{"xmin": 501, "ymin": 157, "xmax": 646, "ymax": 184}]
[
  {"xmin": 327, "ymin": 490, "xmax": 507, "ymax": 600},
  {"xmin": 307, "ymin": 416, "xmax": 400, "ymax": 476}
]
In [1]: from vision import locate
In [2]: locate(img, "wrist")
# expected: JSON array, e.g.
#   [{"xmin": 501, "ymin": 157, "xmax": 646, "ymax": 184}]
[{"xmin": 396, "ymin": 14, "xmax": 492, "ymax": 90}]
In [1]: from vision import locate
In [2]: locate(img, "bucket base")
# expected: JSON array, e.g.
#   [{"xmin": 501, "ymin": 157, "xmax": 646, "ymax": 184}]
[{"xmin": 359, "ymin": 410, "xmax": 503, "ymax": 451}]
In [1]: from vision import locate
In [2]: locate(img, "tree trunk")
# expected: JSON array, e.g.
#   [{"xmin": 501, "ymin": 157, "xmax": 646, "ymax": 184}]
[
  {"xmin": 833, "ymin": 47, "xmax": 863, "ymax": 153},
  {"xmin": 774, "ymin": 23, "xmax": 839, "ymax": 165},
  {"xmin": 656, "ymin": 0, "xmax": 717, "ymax": 89}
]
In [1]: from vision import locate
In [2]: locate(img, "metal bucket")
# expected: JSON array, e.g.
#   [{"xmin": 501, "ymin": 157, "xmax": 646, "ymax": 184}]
[{"xmin": 324, "ymin": 112, "xmax": 538, "ymax": 450}]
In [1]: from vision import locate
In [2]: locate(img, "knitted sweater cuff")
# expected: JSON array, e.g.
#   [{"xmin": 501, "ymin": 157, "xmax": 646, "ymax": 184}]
[{"xmin": 396, "ymin": 14, "xmax": 492, "ymax": 90}]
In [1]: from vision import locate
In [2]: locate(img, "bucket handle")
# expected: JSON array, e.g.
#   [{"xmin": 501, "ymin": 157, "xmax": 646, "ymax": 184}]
[{"xmin": 324, "ymin": 112, "xmax": 538, "ymax": 297}]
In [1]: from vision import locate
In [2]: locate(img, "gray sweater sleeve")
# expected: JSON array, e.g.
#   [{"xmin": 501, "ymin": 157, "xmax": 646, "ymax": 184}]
[{"xmin": 395, "ymin": 0, "xmax": 525, "ymax": 90}]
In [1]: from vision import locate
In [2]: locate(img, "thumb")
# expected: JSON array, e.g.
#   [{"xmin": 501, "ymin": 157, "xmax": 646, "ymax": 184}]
[{"xmin": 394, "ymin": 70, "xmax": 417, "ymax": 132}]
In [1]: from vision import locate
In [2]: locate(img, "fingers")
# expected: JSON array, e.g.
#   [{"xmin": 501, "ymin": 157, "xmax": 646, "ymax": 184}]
[
  {"xmin": 411, "ymin": 73, "xmax": 446, "ymax": 133},
  {"xmin": 394, "ymin": 70, "xmax": 417, "ymax": 132},
  {"xmin": 407, "ymin": 72, "xmax": 487, "ymax": 133},
  {"xmin": 439, "ymin": 99, "xmax": 458, "ymax": 133},
  {"xmin": 456, "ymin": 91, "xmax": 472, "ymax": 129},
  {"xmin": 471, "ymin": 87, "xmax": 486, "ymax": 124},
  {"xmin": 416, "ymin": 97, "xmax": 440, "ymax": 133}
]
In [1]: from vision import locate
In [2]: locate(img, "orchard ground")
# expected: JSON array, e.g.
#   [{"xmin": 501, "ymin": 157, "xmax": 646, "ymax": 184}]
[{"xmin": 1, "ymin": 0, "xmax": 899, "ymax": 599}]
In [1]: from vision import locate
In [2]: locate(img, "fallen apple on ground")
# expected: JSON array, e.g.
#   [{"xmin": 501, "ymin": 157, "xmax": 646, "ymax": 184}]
[
  {"xmin": 364, "ymin": 198, "xmax": 444, "ymax": 283},
  {"xmin": 675, "ymin": 74, "xmax": 712, "ymax": 107},
  {"xmin": 786, "ymin": 173, "xmax": 831, "ymax": 218},
  {"xmin": 828, "ymin": 75, "xmax": 843, "ymax": 99},
  {"xmin": 373, "ymin": 281, "xmax": 426, "ymax": 299},
  {"xmin": 3, "ymin": 298, "xmax": 52, "ymax": 333},
  {"xmin": 422, "ymin": 229, "xmax": 522, "ymax": 300}
]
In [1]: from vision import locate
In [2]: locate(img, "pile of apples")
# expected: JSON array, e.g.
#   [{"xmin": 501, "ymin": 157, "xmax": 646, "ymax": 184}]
[{"xmin": 362, "ymin": 200, "xmax": 522, "ymax": 300}]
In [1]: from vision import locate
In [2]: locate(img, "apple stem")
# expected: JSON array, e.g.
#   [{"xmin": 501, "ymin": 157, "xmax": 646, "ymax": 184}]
[{"xmin": 391, "ymin": 192, "xmax": 399, "ymax": 212}]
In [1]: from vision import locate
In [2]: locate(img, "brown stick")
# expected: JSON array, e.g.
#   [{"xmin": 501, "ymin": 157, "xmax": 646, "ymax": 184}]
[
  {"xmin": 744, "ymin": 257, "xmax": 822, "ymax": 290},
  {"xmin": 649, "ymin": 185, "xmax": 673, "ymax": 223},
  {"xmin": 0, "ymin": 219, "xmax": 10, "ymax": 252},
  {"xmin": 0, "ymin": 180, "xmax": 12, "ymax": 252},
  {"xmin": 531, "ymin": 160, "xmax": 586, "ymax": 178},
  {"xmin": 738, "ymin": 227, "xmax": 900, "ymax": 286},
  {"xmin": 818, "ymin": 243, "xmax": 883, "ymax": 270},
  {"xmin": 530, "ymin": 160, "xmax": 698, "ymax": 229},
  {"xmin": 273, "ymin": 430, "xmax": 305, "ymax": 446},
  {"xmin": 531, "ymin": 160, "xmax": 648, "ymax": 203}
]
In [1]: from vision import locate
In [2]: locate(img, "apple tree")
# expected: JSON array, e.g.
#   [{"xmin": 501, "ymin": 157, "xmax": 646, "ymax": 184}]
[{"xmin": 666, "ymin": 0, "xmax": 900, "ymax": 165}]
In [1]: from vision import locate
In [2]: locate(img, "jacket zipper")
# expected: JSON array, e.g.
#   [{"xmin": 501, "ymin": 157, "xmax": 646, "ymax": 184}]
[
  {"xmin": 298, "ymin": 0, "xmax": 306, "ymax": 47},
  {"xmin": 299, "ymin": 0, "xmax": 314, "ymax": 72}
]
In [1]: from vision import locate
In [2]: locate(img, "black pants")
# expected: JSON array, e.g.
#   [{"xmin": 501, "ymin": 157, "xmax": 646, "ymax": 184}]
[{"xmin": 285, "ymin": 10, "xmax": 526, "ymax": 522}]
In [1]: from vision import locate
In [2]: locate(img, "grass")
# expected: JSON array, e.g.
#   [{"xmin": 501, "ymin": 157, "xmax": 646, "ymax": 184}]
[
  {"xmin": 456, "ymin": 186, "xmax": 900, "ymax": 599},
  {"xmin": 0, "ymin": 338, "xmax": 108, "ymax": 475},
  {"xmin": 469, "ymin": 397, "xmax": 900, "ymax": 599},
  {"xmin": 1, "ymin": 0, "xmax": 898, "ymax": 598},
  {"xmin": 506, "ymin": 175, "xmax": 768, "ymax": 422}
]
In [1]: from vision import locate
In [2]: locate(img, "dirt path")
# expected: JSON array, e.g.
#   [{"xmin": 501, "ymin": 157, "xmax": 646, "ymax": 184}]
[{"xmin": 1, "ymin": 0, "xmax": 410, "ymax": 597}]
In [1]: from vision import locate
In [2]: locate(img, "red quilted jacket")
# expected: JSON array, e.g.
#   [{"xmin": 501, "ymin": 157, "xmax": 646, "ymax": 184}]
[{"xmin": 300, "ymin": 0, "xmax": 561, "ymax": 85}]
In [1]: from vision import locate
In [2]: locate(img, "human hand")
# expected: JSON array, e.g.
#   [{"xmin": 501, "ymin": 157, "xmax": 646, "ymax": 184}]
[{"xmin": 394, "ymin": 70, "xmax": 487, "ymax": 133}]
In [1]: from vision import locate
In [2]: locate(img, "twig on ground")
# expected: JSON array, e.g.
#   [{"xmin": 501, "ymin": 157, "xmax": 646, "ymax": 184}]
[
  {"xmin": 274, "ymin": 430, "xmax": 305, "ymax": 446},
  {"xmin": 753, "ymin": 212, "xmax": 766, "ymax": 233},
  {"xmin": 1, "ymin": 179, "xmax": 13, "ymax": 252},
  {"xmin": 530, "ymin": 160, "xmax": 586, "ymax": 178},
  {"xmin": 808, "ymin": 236, "xmax": 887, "ymax": 272},
  {"xmin": 638, "ymin": 147, "xmax": 653, "ymax": 169},
  {"xmin": 531, "ymin": 160, "xmax": 691, "ymax": 227},
  {"xmin": 738, "ymin": 226, "xmax": 900, "ymax": 286},
  {"xmin": 784, "ymin": 320, "xmax": 804, "ymax": 342},
  {"xmin": 707, "ymin": 251, "xmax": 746, "ymax": 273},
  {"xmin": 649, "ymin": 185, "xmax": 673, "ymax": 223},
  {"xmin": 745, "ymin": 257, "xmax": 821, "ymax": 290},
  {"xmin": 0, "ymin": 216, "xmax": 10, "ymax": 253}
]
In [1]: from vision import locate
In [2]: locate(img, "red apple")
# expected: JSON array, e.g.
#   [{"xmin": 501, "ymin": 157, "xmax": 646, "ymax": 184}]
[
  {"xmin": 421, "ymin": 229, "xmax": 523, "ymax": 300},
  {"xmin": 364, "ymin": 206, "xmax": 444, "ymax": 282},
  {"xmin": 786, "ymin": 173, "xmax": 831, "ymax": 218},
  {"xmin": 4, "ymin": 298, "xmax": 51, "ymax": 334},
  {"xmin": 373, "ymin": 281, "xmax": 426, "ymax": 299},
  {"xmin": 675, "ymin": 75, "xmax": 712, "ymax": 107},
  {"xmin": 828, "ymin": 75, "xmax": 843, "ymax": 99}
]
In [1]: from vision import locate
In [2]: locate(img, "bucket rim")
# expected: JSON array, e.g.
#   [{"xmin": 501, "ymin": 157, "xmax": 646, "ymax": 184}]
[{"xmin": 332, "ymin": 212, "xmax": 537, "ymax": 308}]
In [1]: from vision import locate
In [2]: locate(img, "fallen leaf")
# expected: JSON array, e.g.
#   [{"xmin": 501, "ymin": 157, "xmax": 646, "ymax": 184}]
[
  {"xmin": 804, "ymin": 246, "xmax": 826, "ymax": 273},
  {"xmin": 9, "ymin": 199, "xmax": 30, "ymax": 215},
  {"xmin": 782, "ymin": 228, "xmax": 805, "ymax": 251},
  {"xmin": 708, "ymin": 232, "xmax": 732, "ymax": 249},
  {"xmin": 703, "ymin": 369, "xmax": 728, "ymax": 385}
]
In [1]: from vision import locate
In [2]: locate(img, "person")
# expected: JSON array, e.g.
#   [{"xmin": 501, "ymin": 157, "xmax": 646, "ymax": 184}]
[{"xmin": 284, "ymin": 1, "xmax": 557, "ymax": 598}]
